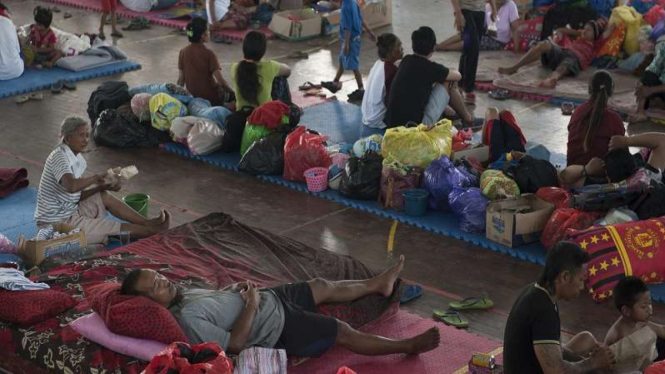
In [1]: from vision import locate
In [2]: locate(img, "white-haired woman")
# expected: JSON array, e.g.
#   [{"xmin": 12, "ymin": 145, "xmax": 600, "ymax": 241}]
[{"xmin": 34, "ymin": 116, "xmax": 170, "ymax": 245}]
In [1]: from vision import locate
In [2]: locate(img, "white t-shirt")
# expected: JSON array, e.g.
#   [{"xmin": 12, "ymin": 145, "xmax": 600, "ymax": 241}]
[
  {"xmin": 0, "ymin": 16, "xmax": 24, "ymax": 81},
  {"xmin": 207, "ymin": 0, "xmax": 231, "ymax": 24},
  {"xmin": 485, "ymin": 0, "xmax": 520, "ymax": 44},
  {"xmin": 362, "ymin": 60, "xmax": 388, "ymax": 129}
]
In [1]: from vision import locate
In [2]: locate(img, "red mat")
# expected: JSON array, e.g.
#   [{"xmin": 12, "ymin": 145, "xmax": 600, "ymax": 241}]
[
  {"xmin": 289, "ymin": 311, "xmax": 502, "ymax": 374},
  {"xmin": 213, "ymin": 26, "xmax": 274, "ymax": 41},
  {"xmin": 291, "ymin": 90, "xmax": 336, "ymax": 109}
]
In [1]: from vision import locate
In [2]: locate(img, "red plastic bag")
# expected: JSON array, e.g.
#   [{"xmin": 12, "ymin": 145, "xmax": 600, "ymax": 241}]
[
  {"xmin": 645, "ymin": 5, "xmax": 665, "ymax": 26},
  {"xmin": 541, "ymin": 208, "xmax": 603, "ymax": 250},
  {"xmin": 283, "ymin": 126, "xmax": 331, "ymax": 182},
  {"xmin": 336, "ymin": 367, "xmax": 358, "ymax": 374},
  {"xmin": 142, "ymin": 342, "xmax": 233, "ymax": 374},
  {"xmin": 646, "ymin": 359, "xmax": 665, "ymax": 373},
  {"xmin": 536, "ymin": 187, "xmax": 572, "ymax": 209}
]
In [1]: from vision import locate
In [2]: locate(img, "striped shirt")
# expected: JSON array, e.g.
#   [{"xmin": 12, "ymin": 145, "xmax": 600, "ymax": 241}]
[{"xmin": 35, "ymin": 144, "xmax": 86, "ymax": 223}]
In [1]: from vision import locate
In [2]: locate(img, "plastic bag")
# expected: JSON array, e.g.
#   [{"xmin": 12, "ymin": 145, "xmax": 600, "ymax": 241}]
[
  {"xmin": 170, "ymin": 116, "xmax": 198, "ymax": 145},
  {"xmin": 610, "ymin": 6, "xmax": 643, "ymax": 55},
  {"xmin": 187, "ymin": 119, "xmax": 225, "ymax": 156},
  {"xmin": 238, "ymin": 132, "xmax": 287, "ymax": 175},
  {"xmin": 0, "ymin": 234, "xmax": 16, "ymax": 254},
  {"xmin": 423, "ymin": 156, "xmax": 475, "ymax": 212},
  {"xmin": 247, "ymin": 100, "xmax": 290, "ymax": 130},
  {"xmin": 240, "ymin": 124, "xmax": 274, "ymax": 156},
  {"xmin": 131, "ymin": 93, "xmax": 152, "ymax": 122},
  {"xmin": 142, "ymin": 342, "xmax": 233, "ymax": 374},
  {"xmin": 536, "ymin": 187, "xmax": 572, "ymax": 209},
  {"xmin": 379, "ymin": 165, "xmax": 422, "ymax": 210},
  {"xmin": 480, "ymin": 170, "xmax": 520, "ymax": 200},
  {"xmin": 449, "ymin": 187, "xmax": 489, "ymax": 234},
  {"xmin": 187, "ymin": 98, "xmax": 233, "ymax": 129},
  {"xmin": 540, "ymin": 208, "xmax": 603, "ymax": 250},
  {"xmin": 94, "ymin": 106, "xmax": 162, "ymax": 148},
  {"xmin": 283, "ymin": 126, "xmax": 331, "ymax": 182},
  {"xmin": 149, "ymin": 93, "xmax": 187, "ymax": 131},
  {"xmin": 340, "ymin": 151, "xmax": 384, "ymax": 200},
  {"xmin": 353, "ymin": 134, "xmax": 383, "ymax": 157},
  {"xmin": 596, "ymin": 207, "xmax": 639, "ymax": 226},
  {"xmin": 381, "ymin": 120, "xmax": 453, "ymax": 168}
]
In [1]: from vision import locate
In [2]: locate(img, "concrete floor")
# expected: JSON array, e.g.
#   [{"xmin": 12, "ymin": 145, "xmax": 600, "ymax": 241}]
[{"xmin": 3, "ymin": 0, "xmax": 665, "ymax": 351}]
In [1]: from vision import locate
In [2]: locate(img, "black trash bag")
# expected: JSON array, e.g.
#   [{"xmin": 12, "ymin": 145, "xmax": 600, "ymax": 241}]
[
  {"xmin": 340, "ymin": 151, "xmax": 384, "ymax": 200},
  {"xmin": 632, "ymin": 180, "xmax": 665, "ymax": 220},
  {"xmin": 87, "ymin": 81, "xmax": 131, "ymax": 126},
  {"xmin": 271, "ymin": 76, "xmax": 292, "ymax": 104},
  {"xmin": 288, "ymin": 102, "xmax": 302, "ymax": 128},
  {"xmin": 221, "ymin": 106, "xmax": 253, "ymax": 152},
  {"xmin": 238, "ymin": 132, "xmax": 287, "ymax": 175},
  {"xmin": 93, "ymin": 105, "xmax": 162, "ymax": 148},
  {"xmin": 503, "ymin": 155, "xmax": 559, "ymax": 194}
]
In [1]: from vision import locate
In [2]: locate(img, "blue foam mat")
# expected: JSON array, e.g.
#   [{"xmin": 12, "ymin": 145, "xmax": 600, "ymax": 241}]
[
  {"xmin": 299, "ymin": 101, "xmax": 383, "ymax": 144},
  {"xmin": 0, "ymin": 61, "xmax": 142, "ymax": 98}
]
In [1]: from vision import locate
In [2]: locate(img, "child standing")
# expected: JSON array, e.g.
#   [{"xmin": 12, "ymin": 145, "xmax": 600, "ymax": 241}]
[
  {"xmin": 321, "ymin": 0, "xmax": 376, "ymax": 102},
  {"xmin": 99, "ymin": 0, "xmax": 123, "ymax": 40},
  {"xmin": 30, "ymin": 7, "xmax": 63, "ymax": 68}
]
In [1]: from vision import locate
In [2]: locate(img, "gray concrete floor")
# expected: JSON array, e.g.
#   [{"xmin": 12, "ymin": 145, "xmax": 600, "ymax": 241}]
[{"xmin": 3, "ymin": 0, "xmax": 665, "ymax": 349}]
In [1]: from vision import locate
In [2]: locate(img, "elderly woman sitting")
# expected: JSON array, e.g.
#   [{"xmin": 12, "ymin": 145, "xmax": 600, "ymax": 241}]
[{"xmin": 34, "ymin": 116, "xmax": 170, "ymax": 245}]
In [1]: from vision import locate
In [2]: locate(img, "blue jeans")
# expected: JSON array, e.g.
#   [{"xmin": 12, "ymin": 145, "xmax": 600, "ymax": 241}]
[{"xmin": 423, "ymin": 84, "xmax": 450, "ymax": 126}]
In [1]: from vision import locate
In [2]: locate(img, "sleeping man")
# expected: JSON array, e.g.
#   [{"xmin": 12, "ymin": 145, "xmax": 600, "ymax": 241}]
[{"xmin": 120, "ymin": 255, "xmax": 440, "ymax": 357}]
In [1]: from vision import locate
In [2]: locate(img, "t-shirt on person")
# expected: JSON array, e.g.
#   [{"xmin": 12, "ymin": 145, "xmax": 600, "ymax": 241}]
[
  {"xmin": 178, "ymin": 43, "xmax": 222, "ymax": 105},
  {"xmin": 171, "ymin": 288, "xmax": 285, "ymax": 350},
  {"xmin": 385, "ymin": 54, "xmax": 449, "ymax": 128},
  {"xmin": 503, "ymin": 284, "xmax": 561, "ymax": 374},
  {"xmin": 362, "ymin": 60, "xmax": 398, "ymax": 128},
  {"xmin": 206, "ymin": 0, "xmax": 231, "ymax": 23},
  {"xmin": 568, "ymin": 38, "xmax": 596, "ymax": 70},
  {"xmin": 0, "ymin": 16, "xmax": 24, "ymax": 81},
  {"xmin": 35, "ymin": 144, "xmax": 87, "ymax": 224},
  {"xmin": 486, "ymin": 0, "xmax": 519, "ymax": 44},
  {"xmin": 566, "ymin": 101, "xmax": 625, "ymax": 166},
  {"xmin": 230, "ymin": 60, "xmax": 281, "ymax": 109}
]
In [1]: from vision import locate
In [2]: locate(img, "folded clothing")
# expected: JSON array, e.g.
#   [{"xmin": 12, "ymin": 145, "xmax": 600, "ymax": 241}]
[
  {"xmin": 0, "ymin": 168, "xmax": 29, "ymax": 198},
  {"xmin": 0, "ymin": 268, "xmax": 49, "ymax": 291}
]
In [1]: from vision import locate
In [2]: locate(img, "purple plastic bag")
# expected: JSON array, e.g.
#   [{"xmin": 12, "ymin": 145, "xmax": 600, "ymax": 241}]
[
  {"xmin": 422, "ymin": 156, "xmax": 475, "ymax": 212},
  {"xmin": 0, "ymin": 234, "xmax": 16, "ymax": 254},
  {"xmin": 449, "ymin": 187, "xmax": 489, "ymax": 234}
]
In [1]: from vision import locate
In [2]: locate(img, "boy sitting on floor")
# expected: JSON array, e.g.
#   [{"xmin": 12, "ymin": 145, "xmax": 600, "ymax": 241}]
[
  {"xmin": 605, "ymin": 277, "xmax": 664, "ymax": 373},
  {"xmin": 498, "ymin": 20, "xmax": 612, "ymax": 88},
  {"xmin": 29, "ymin": 6, "xmax": 63, "ymax": 68}
]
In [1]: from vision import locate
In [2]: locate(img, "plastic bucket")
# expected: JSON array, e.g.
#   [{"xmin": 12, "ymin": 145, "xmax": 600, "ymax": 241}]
[
  {"xmin": 402, "ymin": 189, "xmax": 429, "ymax": 217},
  {"xmin": 123, "ymin": 193, "xmax": 150, "ymax": 217},
  {"xmin": 304, "ymin": 167, "xmax": 329, "ymax": 193}
]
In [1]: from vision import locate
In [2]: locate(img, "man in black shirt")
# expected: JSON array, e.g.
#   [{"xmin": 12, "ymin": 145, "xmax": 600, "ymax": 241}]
[
  {"xmin": 503, "ymin": 242, "xmax": 615, "ymax": 374},
  {"xmin": 385, "ymin": 26, "xmax": 473, "ymax": 128}
]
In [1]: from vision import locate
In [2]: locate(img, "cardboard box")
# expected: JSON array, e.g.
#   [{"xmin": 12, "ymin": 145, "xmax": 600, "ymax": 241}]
[
  {"xmin": 18, "ymin": 224, "xmax": 87, "ymax": 267},
  {"xmin": 269, "ymin": 9, "xmax": 322, "ymax": 41},
  {"xmin": 486, "ymin": 194, "xmax": 555, "ymax": 248},
  {"xmin": 452, "ymin": 145, "xmax": 489, "ymax": 163},
  {"xmin": 361, "ymin": 0, "xmax": 392, "ymax": 30}
]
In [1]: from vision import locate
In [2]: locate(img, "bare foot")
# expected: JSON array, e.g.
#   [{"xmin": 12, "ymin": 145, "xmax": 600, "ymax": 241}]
[
  {"xmin": 377, "ymin": 255, "xmax": 405, "ymax": 297},
  {"xmin": 157, "ymin": 210, "xmax": 171, "ymax": 231},
  {"xmin": 147, "ymin": 210, "xmax": 166, "ymax": 226},
  {"xmin": 539, "ymin": 77, "xmax": 557, "ymax": 89},
  {"xmin": 407, "ymin": 328, "xmax": 441, "ymax": 355},
  {"xmin": 498, "ymin": 66, "xmax": 518, "ymax": 75}
]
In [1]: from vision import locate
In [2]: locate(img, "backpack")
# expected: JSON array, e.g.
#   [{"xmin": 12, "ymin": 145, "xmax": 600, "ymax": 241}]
[
  {"xmin": 87, "ymin": 81, "xmax": 131, "ymax": 126},
  {"xmin": 503, "ymin": 155, "xmax": 558, "ymax": 194}
]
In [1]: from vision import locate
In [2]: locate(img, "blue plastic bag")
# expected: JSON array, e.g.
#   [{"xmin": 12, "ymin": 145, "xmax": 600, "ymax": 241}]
[
  {"xmin": 449, "ymin": 187, "xmax": 489, "ymax": 234},
  {"xmin": 188, "ymin": 98, "xmax": 233, "ymax": 129},
  {"xmin": 129, "ymin": 83, "xmax": 193, "ymax": 105},
  {"xmin": 422, "ymin": 156, "xmax": 475, "ymax": 212}
]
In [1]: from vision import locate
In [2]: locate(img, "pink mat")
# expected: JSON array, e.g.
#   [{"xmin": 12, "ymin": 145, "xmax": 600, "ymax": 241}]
[
  {"xmin": 291, "ymin": 90, "xmax": 335, "ymax": 109},
  {"xmin": 289, "ymin": 311, "xmax": 502, "ymax": 374},
  {"xmin": 213, "ymin": 27, "xmax": 274, "ymax": 41}
]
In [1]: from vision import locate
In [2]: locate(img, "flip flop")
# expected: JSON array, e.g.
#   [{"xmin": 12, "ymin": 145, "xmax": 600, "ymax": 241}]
[
  {"xmin": 14, "ymin": 95, "xmax": 29, "ymax": 104},
  {"xmin": 400, "ymin": 284, "xmax": 423, "ymax": 304},
  {"xmin": 433, "ymin": 310, "xmax": 469, "ymax": 328},
  {"xmin": 50, "ymin": 80, "xmax": 64, "ymax": 94},
  {"xmin": 299, "ymin": 81, "xmax": 322, "ymax": 91},
  {"xmin": 561, "ymin": 102, "xmax": 574, "ymax": 116},
  {"xmin": 63, "ymin": 81, "xmax": 76, "ymax": 91},
  {"xmin": 449, "ymin": 296, "xmax": 494, "ymax": 311},
  {"xmin": 321, "ymin": 81, "xmax": 341, "ymax": 94},
  {"xmin": 489, "ymin": 89, "xmax": 510, "ymax": 100},
  {"xmin": 29, "ymin": 93, "xmax": 43, "ymax": 101},
  {"xmin": 63, "ymin": 12, "xmax": 72, "ymax": 19},
  {"xmin": 111, "ymin": 31, "xmax": 124, "ymax": 38},
  {"xmin": 288, "ymin": 51, "xmax": 309, "ymax": 59},
  {"xmin": 304, "ymin": 88, "xmax": 324, "ymax": 97}
]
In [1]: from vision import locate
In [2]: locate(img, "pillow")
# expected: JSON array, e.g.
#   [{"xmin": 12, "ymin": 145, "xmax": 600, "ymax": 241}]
[
  {"xmin": 596, "ymin": 23, "xmax": 627, "ymax": 58},
  {"xmin": 88, "ymin": 283, "xmax": 187, "ymax": 344},
  {"xmin": 0, "ymin": 289, "xmax": 77, "ymax": 326},
  {"xmin": 70, "ymin": 312, "xmax": 167, "ymax": 361}
]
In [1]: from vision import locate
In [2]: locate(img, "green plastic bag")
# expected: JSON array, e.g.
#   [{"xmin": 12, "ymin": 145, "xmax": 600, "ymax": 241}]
[
  {"xmin": 381, "ymin": 120, "xmax": 452, "ymax": 169},
  {"xmin": 240, "ymin": 124, "xmax": 274, "ymax": 156},
  {"xmin": 149, "ymin": 93, "xmax": 187, "ymax": 131}
]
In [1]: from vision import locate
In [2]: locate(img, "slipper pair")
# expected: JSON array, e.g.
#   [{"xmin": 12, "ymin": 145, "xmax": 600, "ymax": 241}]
[
  {"xmin": 288, "ymin": 51, "xmax": 309, "ymax": 59},
  {"xmin": 15, "ymin": 93, "xmax": 43, "ymax": 104},
  {"xmin": 212, "ymin": 35, "xmax": 233, "ymax": 44},
  {"xmin": 433, "ymin": 296, "xmax": 494, "ymax": 329},
  {"xmin": 51, "ymin": 80, "xmax": 76, "ymax": 94},
  {"xmin": 123, "ymin": 17, "xmax": 151, "ymax": 31},
  {"xmin": 299, "ymin": 81, "xmax": 322, "ymax": 91}
]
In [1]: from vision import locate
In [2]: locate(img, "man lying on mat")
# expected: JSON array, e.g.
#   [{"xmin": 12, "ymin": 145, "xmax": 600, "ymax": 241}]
[
  {"xmin": 120, "ymin": 255, "xmax": 441, "ymax": 357},
  {"xmin": 503, "ymin": 242, "xmax": 615, "ymax": 374}
]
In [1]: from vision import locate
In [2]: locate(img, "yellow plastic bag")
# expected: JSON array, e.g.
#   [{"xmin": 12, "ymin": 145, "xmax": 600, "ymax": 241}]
[
  {"xmin": 149, "ymin": 93, "xmax": 187, "ymax": 131},
  {"xmin": 610, "ymin": 6, "xmax": 644, "ymax": 55},
  {"xmin": 381, "ymin": 120, "xmax": 452, "ymax": 168},
  {"xmin": 480, "ymin": 170, "xmax": 520, "ymax": 200}
]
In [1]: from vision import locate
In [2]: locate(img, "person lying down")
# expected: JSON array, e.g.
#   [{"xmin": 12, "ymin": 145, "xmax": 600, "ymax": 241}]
[{"xmin": 120, "ymin": 255, "xmax": 441, "ymax": 357}]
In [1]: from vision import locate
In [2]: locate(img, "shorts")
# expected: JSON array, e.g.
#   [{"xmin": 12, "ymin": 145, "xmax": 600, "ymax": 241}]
[
  {"xmin": 541, "ymin": 40, "xmax": 581, "ymax": 77},
  {"xmin": 270, "ymin": 282, "xmax": 338, "ymax": 357},
  {"xmin": 339, "ymin": 37, "xmax": 361, "ymax": 71},
  {"xmin": 480, "ymin": 35, "xmax": 506, "ymax": 51},
  {"xmin": 101, "ymin": 0, "xmax": 118, "ymax": 13}
]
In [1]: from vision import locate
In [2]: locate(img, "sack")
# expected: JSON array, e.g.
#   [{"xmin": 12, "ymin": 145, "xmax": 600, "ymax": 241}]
[
  {"xmin": 380, "ymin": 165, "xmax": 422, "ymax": 210},
  {"xmin": 340, "ymin": 151, "xmax": 384, "ymax": 200},
  {"xmin": 283, "ymin": 126, "xmax": 331, "ymax": 182},
  {"xmin": 480, "ymin": 170, "xmax": 520, "ymax": 200},
  {"xmin": 572, "ymin": 169, "xmax": 650, "ymax": 211},
  {"xmin": 187, "ymin": 98, "xmax": 233, "ymax": 128},
  {"xmin": 238, "ymin": 132, "xmax": 287, "ymax": 175},
  {"xmin": 131, "ymin": 93, "xmax": 152, "ymax": 122},
  {"xmin": 240, "ymin": 124, "xmax": 275, "ymax": 156},
  {"xmin": 536, "ymin": 187, "xmax": 572, "ymax": 209},
  {"xmin": 170, "ymin": 116, "xmax": 198, "ymax": 144},
  {"xmin": 187, "ymin": 119, "xmax": 225, "ymax": 156},
  {"xmin": 611, "ymin": 5, "xmax": 644, "ymax": 55},
  {"xmin": 221, "ymin": 107, "xmax": 253, "ymax": 152},
  {"xmin": 142, "ymin": 342, "xmax": 233, "ymax": 374},
  {"xmin": 94, "ymin": 106, "xmax": 162, "ymax": 148},
  {"xmin": 449, "ymin": 187, "xmax": 489, "ymax": 234},
  {"xmin": 381, "ymin": 120, "xmax": 453, "ymax": 168},
  {"xmin": 129, "ymin": 83, "xmax": 193, "ymax": 105},
  {"xmin": 423, "ymin": 156, "xmax": 476, "ymax": 212},
  {"xmin": 87, "ymin": 81, "xmax": 131, "ymax": 125},
  {"xmin": 540, "ymin": 208, "xmax": 603, "ymax": 250},
  {"xmin": 234, "ymin": 347, "xmax": 287, "ymax": 374},
  {"xmin": 503, "ymin": 155, "xmax": 559, "ymax": 194},
  {"xmin": 149, "ymin": 93, "xmax": 187, "ymax": 131}
]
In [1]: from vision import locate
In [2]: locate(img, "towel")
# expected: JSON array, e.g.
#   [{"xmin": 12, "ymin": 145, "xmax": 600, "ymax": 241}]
[{"xmin": 0, "ymin": 268, "xmax": 49, "ymax": 291}]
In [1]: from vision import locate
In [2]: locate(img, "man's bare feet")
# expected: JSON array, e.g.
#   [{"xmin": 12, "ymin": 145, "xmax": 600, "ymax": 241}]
[
  {"xmin": 539, "ymin": 77, "xmax": 557, "ymax": 89},
  {"xmin": 498, "ymin": 66, "xmax": 518, "ymax": 75},
  {"xmin": 407, "ymin": 328, "xmax": 441, "ymax": 355},
  {"xmin": 377, "ymin": 255, "xmax": 405, "ymax": 297},
  {"xmin": 147, "ymin": 210, "xmax": 167, "ymax": 226},
  {"xmin": 157, "ymin": 210, "xmax": 171, "ymax": 231}
]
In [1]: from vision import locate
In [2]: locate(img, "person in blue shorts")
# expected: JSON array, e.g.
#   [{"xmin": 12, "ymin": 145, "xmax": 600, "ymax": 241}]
[{"xmin": 321, "ymin": 0, "xmax": 376, "ymax": 102}]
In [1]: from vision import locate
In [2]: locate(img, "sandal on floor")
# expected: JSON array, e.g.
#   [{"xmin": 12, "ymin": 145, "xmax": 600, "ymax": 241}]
[
  {"xmin": 321, "ymin": 81, "xmax": 341, "ymax": 94},
  {"xmin": 63, "ymin": 11, "xmax": 72, "ymax": 19},
  {"xmin": 489, "ymin": 89, "xmax": 509, "ymax": 100},
  {"xmin": 298, "ymin": 81, "xmax": 322, "ymax": 91},
  {"xmin": 111, "ymin": 31, "xmax": 124, "ymax": 38},
  {"xmin": 449, "ymin": 296, "xmax": 494, "ymax": 311},
  {"xmin": 14, "ymin": 95, "xmax": 30, "ymax": 104},
  {"xmin": 348, "ymin": 89, "xmax": 365, "ymax": 102},
  {"xmin": 212, "ymin": 35, "xmax": 233, "ymax": 44},
  {"xmin": 433, "ymin": 310, "xmax": 469, "ymax": 328},
  {"xmin": 400, "ymin": 284, "xmax": 423, "ymax": 304},
  {"xmin": 51, "ymin": 80, "xmax": 64, "ymax": 94},
  {"xmin": 288, "ymin": 51, "xmax": 309, "ymax": 59},
  {"xmin": 29, "ymin": 93, "xmax": 43, "ymax": 101},
  {"xmin": 63, "ymin": 81, "xmax": 77, "ymax": 91},
  {"xmin": 561, "ymin": 102, "xmax": 574, "ymax": 116}
]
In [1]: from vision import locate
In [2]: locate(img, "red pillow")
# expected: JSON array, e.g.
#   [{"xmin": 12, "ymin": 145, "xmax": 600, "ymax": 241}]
[
  {"xmin": 88, "ymin": 283, "xmax": 187, "ymax": 345},
  {"xmin": 0, "ymin": 289, "xmax": 77, "ymax": 326}
]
